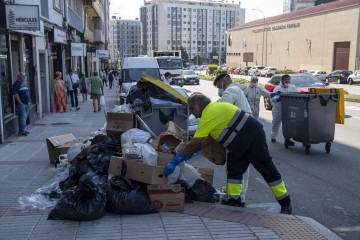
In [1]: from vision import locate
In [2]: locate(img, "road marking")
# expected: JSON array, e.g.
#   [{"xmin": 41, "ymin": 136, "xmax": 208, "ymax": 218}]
[
  {"xmin": 345, "ymin": 106, "xmax": 360, "ymax": 111},
  {"xmin": 333, "ymin": 226, "xmax": 360, "ymax": 232}
]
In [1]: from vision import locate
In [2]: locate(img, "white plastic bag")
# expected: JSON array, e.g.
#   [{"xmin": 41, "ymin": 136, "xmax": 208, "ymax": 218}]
[
  {"xmin": 112, "ymin": 104, "xmax": 132, "ymax": 113},
  {"xmin": 100, "ymin": 96, "xmax": 106, "ymax": 108},
  {"xmin": 179, "ymin": 163, "xmax": 201, "ymax": 187},
  {"xmin": 66, "ymin": 143, "xmax": 83, "ymax": 162},
  {"xmin": 123, "ymin": 141, "xmax": 142, "ymax": 160},
  {"xmin": 123, "ymin": 141, "xmax": 158, "ymax": 166},
  {"xmin": 167, "ymin": 163, "xmax": 183, "ymax": 184},
  {"xmin": 121, "ymin": 128, "xmax": 152, "ymax": 147}
]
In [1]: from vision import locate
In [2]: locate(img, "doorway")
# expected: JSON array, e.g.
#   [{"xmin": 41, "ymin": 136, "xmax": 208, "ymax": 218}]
[{"xmin": 333, "ymin": 42, "xmax": 350, "ymax": 70}]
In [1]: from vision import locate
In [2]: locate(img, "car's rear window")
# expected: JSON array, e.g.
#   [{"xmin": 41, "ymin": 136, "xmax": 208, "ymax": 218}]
[
  {"xmin": 318, "ymin": 71, "xmax": 327, "ymax": 74},
  {"xmin": 270, "ymin": 68, "xmax": 276, "ymax": 70},
  {"xmin": 258, "ymin": 67, "xmax": 265, "ymax": 70}
]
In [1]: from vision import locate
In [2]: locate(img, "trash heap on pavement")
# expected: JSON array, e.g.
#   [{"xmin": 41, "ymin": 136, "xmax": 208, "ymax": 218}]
[{"xmin": 19, "ymin": 99, "xmax": 218, "ymax": 221}]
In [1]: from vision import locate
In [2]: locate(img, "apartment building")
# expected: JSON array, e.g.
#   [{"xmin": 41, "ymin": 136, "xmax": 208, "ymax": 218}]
[{"xmin": 140, "ymin": 0, "xmax": 245, "ymax": 64}]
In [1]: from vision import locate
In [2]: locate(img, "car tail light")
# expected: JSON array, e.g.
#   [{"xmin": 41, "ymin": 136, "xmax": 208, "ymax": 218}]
[
  {"xmin": 315, "ymin": 74, "xmax": 319, "ymax": 76},
  {"xmin": 268, "ymin": 70, "xmax": 271, "ymax": 72},
  {"xmin": 256, "ymin": 70, "xmax": 259, "ymax": 72},
  {"xmin": 341, "ymin": 74, "xmax": 344, "ymax": 77}
]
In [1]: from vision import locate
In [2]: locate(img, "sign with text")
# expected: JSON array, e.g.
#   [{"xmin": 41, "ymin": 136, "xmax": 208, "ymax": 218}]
[
  {"xmin": 5, "ymin": 5, "xmax": 40, "ymax": 30},
  {"xmin": 96, "ymin": 50, "xmax": 110, "ymax": 58},
  {"xmin": 71, "ymin": 43, "xmax": 86, "ymax": 57},
  {"xmin": 243, "ymin": 52, "xmax": 253, "ymax": 62},
  {"xmin": 53, "ymin": 27, "xmax": 67, "ymax": 44}
]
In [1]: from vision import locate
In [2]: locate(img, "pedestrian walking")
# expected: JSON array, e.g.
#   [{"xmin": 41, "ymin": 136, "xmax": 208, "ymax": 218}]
[
  {"xmin": 102, "ymin": 69, "xmax": 108, "ymax": 87},
  {"xmin": 79, "ymin": 73, "xmax": 89, "ymax": 102},
  {"xmin": 65, "ymin": 68, "xmax": 80, "ymax": 110},
  {"xmin": 13, "ymin": 72, "xmax": 30, "ymax": 136},
  {"xmin": 54, "ymin": 71, "xmax": 67, "ymax": 112},
  {"xmin": 163, "ymin": 92, "xmax": 292, "ymax": 214},
  {"xmin": 243, "ymin": 75, "xmax": 273, "ymax": 119},
  {"xmin": 89, "ymin": 71, "xmax": 104, "ymax": 112},
  {"xmin": 108, "ymin": 71, "xmax": 114, "ymax": 89},
  {"xmin": 271, "ymin": 74, "xmax": 299, "ymax": 143},
  {"xmin": 213, "ymin": 73, "xmax": 253, "ymax": 206}
]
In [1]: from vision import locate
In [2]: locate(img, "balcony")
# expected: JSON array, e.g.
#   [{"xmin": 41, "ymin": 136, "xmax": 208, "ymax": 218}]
[{"xmin": 83, "ymin": 0, "xmax": 100, "ymax": 18}]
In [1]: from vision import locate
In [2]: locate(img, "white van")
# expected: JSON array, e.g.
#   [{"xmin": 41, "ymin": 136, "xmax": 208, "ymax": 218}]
[{"xmin": 119, "ymin": 57, "xmax": 161, "ymax": 104}]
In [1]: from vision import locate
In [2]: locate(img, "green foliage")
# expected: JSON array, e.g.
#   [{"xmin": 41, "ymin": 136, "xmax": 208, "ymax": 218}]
[
  {"xmin": 233, "ymin": 78, "xmax": 249, "ymax": 84},
  {"xmin": 198, "ymin": 74, "xmax": 216, "ymax": 81},
  {"xmin": 215, "ymin": 69, "xmax": 228, "ymax": 76},
  {"xmin": 209, "ymin": 50, "xmax": 219, "ymax": 65},
  {"xmin": 193, "ymin": 55, "xmax": 202, "ymax": 65},
  {"xmin": 275, "ymin": 70, "xmax": 296, "ymax": 74},
  {"xmin": 208, "ymin": 64, "xmax": 218, "ymax": 71}
]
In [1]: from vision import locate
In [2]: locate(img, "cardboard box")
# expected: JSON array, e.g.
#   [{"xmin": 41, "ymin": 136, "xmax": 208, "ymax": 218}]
[
  {"xmin": 147, "ymin": 184, "xmax": 184, "ymax": 212},
  {"xmin": 46, "ymin": 134, "xmax": 89, "ymax": 164},
  {"xmin": 194, "ymin": 167, "xmax": 214, "ymax": 185},
  {"xmin": 108, "ymin": 156, "xmax": 168, "ymax": 185},
  {"xmin": 106, "ymin": 112, "xmax": 135, "ymax": 138},
  {"xmin": 156, "ymin": 152, "xmax": 175, "ymax": 167}
]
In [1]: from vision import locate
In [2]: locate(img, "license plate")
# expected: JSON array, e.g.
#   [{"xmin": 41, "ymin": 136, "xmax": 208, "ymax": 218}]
[{"xmin": 190, "ymin": 79, "xmax": 195, "ymax": 82}]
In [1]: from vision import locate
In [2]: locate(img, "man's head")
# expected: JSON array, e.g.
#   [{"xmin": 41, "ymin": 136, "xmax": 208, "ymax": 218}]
[
  {"xmin": 94, "ymin": 71, "xmax": 98, "ymax": 76},
  {"xmin": 214, "ymin": 74, "xmax": 232, "ymax": 89},
  {"xmin": 69, "ymin": 68, "xmax": 73, "ymax": 75},
  {"xmin": 164, "ymin": 72, "xmax": 172, "ymax": 79},
  {"xmin": 17, "ymin": 72, "xmax": 25, "ymax": 82},
  {"xmin": 281, "ymin": 74, "xmax": 291, "ymax": 87},
  {"xmin": 250, "ymin": 75, "xmax": 258, "ymax": 87},
  {"xmin": 188, "ymin": 92, "xmax": 211, "ymax": 118}
]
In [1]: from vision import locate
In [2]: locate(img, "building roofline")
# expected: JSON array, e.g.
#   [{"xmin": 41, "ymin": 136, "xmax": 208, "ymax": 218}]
[
  {"xmin": 143, "ymin": 0, "xmax": 241, "ymax": 7},
  {"xmin": 228, "ymin": 0, "xmax": 359, "ymax": 32}
]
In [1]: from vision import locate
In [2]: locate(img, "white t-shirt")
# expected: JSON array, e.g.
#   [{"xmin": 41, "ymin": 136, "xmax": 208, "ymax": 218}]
[{"xmin": 65, "ymin": 73, "xmax": 80, "ymax": 91}]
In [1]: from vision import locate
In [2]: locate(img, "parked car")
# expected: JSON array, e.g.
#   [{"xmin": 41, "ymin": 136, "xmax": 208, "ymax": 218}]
[
  {"xmin": 307, "ymin": 70, "xmax": 328, "ymax": 81},
  {"xmin": 201, "ymin": 65, "xmax": 208, "ymax": 70},
  {"xmin": 325, "ymin": 70, "xmax": 352, "ymax": 84},
  {"xmin": 183, "ymin": 70, "xmax": 200, "ymax": 85},
  {"xmin": 172, "ymin": 85, "xmax": 199, "ymax": 136},
  {"xmin": 347, "ymin": 70, "xmax": 360, "ymax": 85},
  {"xmin": 297, "ymin": 70, "xmax": 308, "ymax": 74},
  {"xmin": 260, "ymin": 67, "xmax": 277, "ymax": 77},
  {"xmin": 227, "ymin": 67, "xmax": 235, "ymax": 74},
  {"xmin": 240, "ymin": 66, "xmax": 251, "ymax": 75},
  {"xmin": 234, "ymin": 67, "xmax": 241, "ymax": 75},
  {"xmin": 248, "ymin": 66, "xmax": 265, "ymax": 76},
  {"xmin": 263, "ymin": 74, "xmax": 330, "ymax": 110}
]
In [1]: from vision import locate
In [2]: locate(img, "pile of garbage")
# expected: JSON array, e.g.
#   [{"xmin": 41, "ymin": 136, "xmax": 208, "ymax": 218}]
[{"xmin": 18, "ymin": 111, "xmax": 216, "ymax": 221}]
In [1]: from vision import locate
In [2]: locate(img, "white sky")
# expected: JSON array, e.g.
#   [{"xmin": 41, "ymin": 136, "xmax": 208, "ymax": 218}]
[{"xmin": 109, "ymin": 0, "xmax": 284, "ymax": 23}]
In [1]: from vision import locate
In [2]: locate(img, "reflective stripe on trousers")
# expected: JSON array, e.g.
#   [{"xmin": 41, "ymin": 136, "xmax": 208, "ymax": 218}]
[
  {"xmin": 268, "ymin": 179, "xmax": 289, "ymax": 201},
  {"xmin": 226, "ymin": 179, "xmax": 242, "ymax": 198}
]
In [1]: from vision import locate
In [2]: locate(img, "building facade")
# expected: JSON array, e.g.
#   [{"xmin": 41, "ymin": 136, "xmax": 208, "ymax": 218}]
[
  {"xmin": 226, "ymin": 0, "xmax": 359, "ymax": 73},
  {"xmin": 141, "ymin": 0, "xmax": 245, "ymax": 64},
  {"xmin": 112, "ymin": 18, "xmax": 141, "ymax": 62},
  {"xmin": 283, "ymin": 0, "xmax": 337, "ymax": 12},
  {"xmin": 0, "ymin": 0, "xmax": 110, "ymax": 143}
]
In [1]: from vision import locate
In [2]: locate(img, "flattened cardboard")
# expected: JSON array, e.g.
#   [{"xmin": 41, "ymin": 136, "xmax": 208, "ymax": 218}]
[
  {"xmin": 147, "ymin": 184, "xmax": 184, "ymax": 212},
  {"xmin": 106, "ymin": 112, "xmax": 135, "ymax": 138},
  {"xmin": 108, "ymin": 156, "xmax": 168, "ymax": 185},
  {"xmin": 194, "ymin": 166, "xmax": 214, "ymax": 185},
  {"xmin": 46, "ymin": 133, "xmax": 76, "ymax": 164},
  {"xmin": 156, "ymin": 152, "xmax": 175, "ymax": 167}
]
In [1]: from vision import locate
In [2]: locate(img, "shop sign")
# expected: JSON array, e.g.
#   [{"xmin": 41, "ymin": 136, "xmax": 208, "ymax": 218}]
[
  {"xmin": 96, "ymin": 50, "xmax": 110, "ymax": 58},
  {"xmin": 5, "ymin": 5, "xmax": 40, "ymax": 31},
  {"xmin": 252, "ymin": 22, "xmax": 300, "ymax": 34},
  {"xmin": 53, "ymin": 27, "xmax": 67, "ymax": 44},
  {"xmin": 71, "ymin": 43, "xmax": 87, "ymax": 57},
  {"xmin": 243, "ymin": 52, "xmax": 253, "ymax": 62}
]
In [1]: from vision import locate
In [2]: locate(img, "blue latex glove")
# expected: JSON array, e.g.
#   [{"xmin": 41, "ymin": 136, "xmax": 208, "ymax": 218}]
[
  {"xmin": 186, "ymin": 143, "xmax": 202, "ymax": 160},
  {"xmin": 270, "ymin": 91, "xmax": 282, "ymax": 98},
  {"xmin": 164, "ymin": 152, "xmax": 187, "ymax": 176}
]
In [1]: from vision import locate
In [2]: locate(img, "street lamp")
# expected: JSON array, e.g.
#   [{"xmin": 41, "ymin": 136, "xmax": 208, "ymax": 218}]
[{"xmin": 251, "ymin": 9, "xmax": 265, "ymax": 66}]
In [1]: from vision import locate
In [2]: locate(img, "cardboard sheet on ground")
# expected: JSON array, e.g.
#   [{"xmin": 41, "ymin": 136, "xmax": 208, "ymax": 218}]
[{"xmin": 139, "ymin": 74, "xmax": 188, "ymax": 104}]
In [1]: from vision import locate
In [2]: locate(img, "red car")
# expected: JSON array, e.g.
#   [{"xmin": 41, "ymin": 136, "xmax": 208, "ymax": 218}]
[
  {"xmin": 234, "ymin": 67, "xmax": 241, "ymax": 75},
  {"xmin": 264, "ymin": 74, "xmax": 330, "ymax": 110},
  {"xmin": 227, "ymin": 67, "xmax": 235, "ymax": 74}
]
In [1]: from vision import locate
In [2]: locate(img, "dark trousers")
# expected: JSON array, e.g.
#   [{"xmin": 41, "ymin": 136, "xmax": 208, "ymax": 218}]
[
  {"xmin": 227, "ymin": 129, "xmax": 291, "ymax": 206},
  {"xmin": 69, "ymin": 89, "xmax": 78, "ymax": 107},
  {"xmin": 109, "ymin": 80, "xmax": 113, "ymax": 89}
]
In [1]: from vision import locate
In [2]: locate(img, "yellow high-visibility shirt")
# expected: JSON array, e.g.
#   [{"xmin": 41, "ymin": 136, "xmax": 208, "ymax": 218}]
[{"xmin": 193, "ymin": 102, "xmax": 238, "ymax": 139}]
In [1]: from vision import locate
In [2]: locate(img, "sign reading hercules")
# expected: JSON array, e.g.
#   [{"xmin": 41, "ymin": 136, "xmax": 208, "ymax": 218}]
[
  {"xmin": 252, "ymin": 22, "xmax": 300, "ymax": 34},
  {"xmin": 5, "ymin": 5, "xmax": 40, "ymax": 31}
]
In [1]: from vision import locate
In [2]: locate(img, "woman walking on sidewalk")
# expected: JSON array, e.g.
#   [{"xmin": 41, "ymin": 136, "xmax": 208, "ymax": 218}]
[
  {"xmin": 80, "ymin": 73, "xmax": 89, "ymax": 102},
  {"xmin": 54, "ymin": 71, "xmax": 67, "ymax": 112}
]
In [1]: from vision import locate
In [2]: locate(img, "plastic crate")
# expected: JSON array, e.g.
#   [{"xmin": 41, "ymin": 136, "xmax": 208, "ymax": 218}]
[
  {"xmin": 280, "ymin": 92, "xmax": 338, "ymax": 143},
  {"xmin": 135, "ymin": 105, "xmax": 189, "ymax": 136}
]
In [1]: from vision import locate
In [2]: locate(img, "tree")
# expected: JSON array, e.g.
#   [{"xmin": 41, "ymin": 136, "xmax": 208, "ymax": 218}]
[
  {"xmin": 193, "ymin": 55, "xmax": 202, "ymax": 65},
  {"xmin": 209, "ymin": 50, "xmax": 219, "ymax": 65},
  {"xmin": 180, "ymin": 46, "xmax": 189, "ymax": 67}
]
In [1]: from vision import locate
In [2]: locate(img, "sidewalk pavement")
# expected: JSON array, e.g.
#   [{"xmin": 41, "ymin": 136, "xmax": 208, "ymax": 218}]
[{"xmin": 0, "ymin": 86, "xmax": 342, "ymax": 240}]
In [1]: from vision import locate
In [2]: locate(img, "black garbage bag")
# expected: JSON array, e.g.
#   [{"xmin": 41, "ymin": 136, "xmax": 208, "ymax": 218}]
[
  {"xmin": 90, "ymin": 134, "xmax": 107, "ymax": 145},
  {"xmin": 106, "ymin": 176, "xmax": 156, "ymax": 214},
  {"xmin": 177, "ymin": 180, "xmax": 193, "ymax": 203},
  {"xmin": 189, "ymin": 179, "xmax": 216, "ymax": 203},
  {"xmin": 48, "ymin": 177, "xmax": 107, "ymax": 221}
]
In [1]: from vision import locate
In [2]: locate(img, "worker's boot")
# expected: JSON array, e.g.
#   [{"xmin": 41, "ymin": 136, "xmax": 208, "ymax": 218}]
[
  {"xmin": 280, "ymin": 204, "xmax": 292, "ymax": 214},
  {"xmin": 221, "ymin": 197, "xmax": 243, "ymax": 207}
]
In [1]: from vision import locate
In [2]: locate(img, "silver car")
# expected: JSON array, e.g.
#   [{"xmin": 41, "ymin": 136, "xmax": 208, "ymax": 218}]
[
  {"xmin": 308, "ymin": 70, "xmax": 327, "ymax": 81},
  {"xmin": 347, "ymin": 70, "xmax": 360, "ymax": 85},
  {"xmin": 260, "ymin": 67, "xmax": 277, "ymax": 77},
  {"xmin": 248, "ymin": 66, "xmax": 265, "ymax": 76}
]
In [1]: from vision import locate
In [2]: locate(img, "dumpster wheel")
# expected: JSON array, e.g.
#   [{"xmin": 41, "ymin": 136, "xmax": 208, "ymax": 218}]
[
  {"xmin": 325, "ymin": 142, "xmax": 331, "ymax": 153},
  {"xmin": 305, "ymin": 144, "xmax": 311, "ymax": 155}
]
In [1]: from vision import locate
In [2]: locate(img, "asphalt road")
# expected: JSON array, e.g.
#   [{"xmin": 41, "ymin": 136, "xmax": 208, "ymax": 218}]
[{"xmin": 183, "ymin": 79, "xmax": 360, "ymax": 240}]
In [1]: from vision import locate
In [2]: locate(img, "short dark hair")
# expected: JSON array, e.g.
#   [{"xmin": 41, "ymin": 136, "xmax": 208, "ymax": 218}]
[
  {"xmin": 214, "ymin": 73, "xmax": 231, "ymax": 86},
  {"xmin": 188, "ymin": 92, "xmax": 211, "ymax": 108},
  {"xmin": 164, "ymin": 72, "xmax": 172, "ymax": 77},
  {"xmin": 282, "ymin": 74, "xmax": 290, "ymax": 80}
]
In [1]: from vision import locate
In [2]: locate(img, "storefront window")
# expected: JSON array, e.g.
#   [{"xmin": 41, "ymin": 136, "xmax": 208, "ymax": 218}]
[{"xmin": 0, "ymin": 35, "xmax": 13, "ymax": 117}]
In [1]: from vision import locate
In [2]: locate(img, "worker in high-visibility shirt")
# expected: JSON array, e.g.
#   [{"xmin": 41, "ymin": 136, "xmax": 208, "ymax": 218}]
[
  {"xmin": 163, "ymin": 92, "xmax": 292, "ymax": 214},
  {"xmin": 213, "ymin": 73, "xmax": 252, "ymax": 206},
  {"xmin": 243, "ymin": 75, "xmax": 272, "ymax": 119}
]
